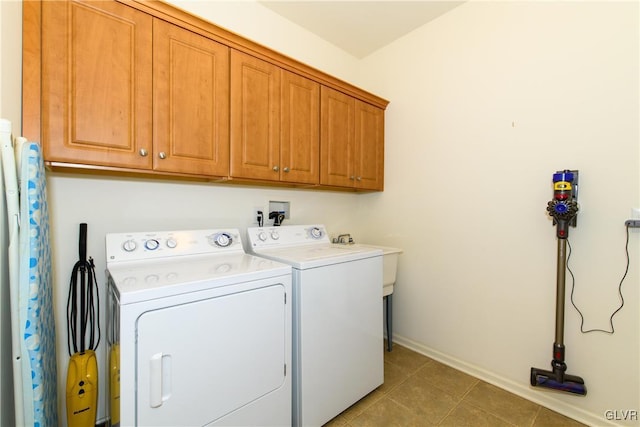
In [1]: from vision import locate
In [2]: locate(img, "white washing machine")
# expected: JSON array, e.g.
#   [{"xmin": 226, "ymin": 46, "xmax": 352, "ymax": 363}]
[
  {"xmin": 246, "ymin": 225, "xmax": 383, "ymax": 427},
  {"xmin": 106, "ymin": 229, "xmax": 292, "ymax": 427}
]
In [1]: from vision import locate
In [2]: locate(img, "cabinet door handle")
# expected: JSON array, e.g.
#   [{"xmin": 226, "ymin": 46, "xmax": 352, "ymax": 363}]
[
  {"xmin": 272, "ymin": 166, "xmax": 279, "ymax": 172},
  {"xmin": 356, "ymin": 176, "xmax": 362, "ymax": 181},
  {"xmin": 349, "ymin": 175, "xmax": 355, "ymax": 180},
  {"xmin": 283, "ymin": 167, "xmax": 290, "ymax": 173},
  {"xmin": 139, "ymin": 148, "xmax": 148, "ymax": 157},
  {"xmin": 158, "ymin": 152, "xmax": 167, "ymax": 160}
]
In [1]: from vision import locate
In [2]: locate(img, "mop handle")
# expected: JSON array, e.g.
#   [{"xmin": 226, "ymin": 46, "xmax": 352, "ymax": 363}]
[
  {"xmin": 555, "ymin": 238, "xmax": 567, "ymax": 347},
  {"xmin": 79, "ymin": 223, "xmax": 87, "ymax": 262},
  {"xmin": 79, "ymin": 223, "xmax": 87, "ymax": 352}
]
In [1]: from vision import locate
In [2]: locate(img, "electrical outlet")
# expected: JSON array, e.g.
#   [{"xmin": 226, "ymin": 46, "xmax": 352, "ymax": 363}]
[
  {"xmin": 626, "ymin": 208, "xmax": 640, "ymax": 228},
  {"xmin": 254, "ymin": 206, "xmax": 266, "ymax": 226}
]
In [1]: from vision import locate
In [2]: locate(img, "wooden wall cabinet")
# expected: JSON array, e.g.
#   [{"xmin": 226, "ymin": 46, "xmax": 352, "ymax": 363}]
[
  {"xmin": 229, "ymin": 50, "xmax": 281, "ymax": 181},
  {"xmin": 39, "ymin": 0, "xmax": 230, "ymax": 178},
  {"xmin": 230, "ymin": 50, "xmax": 319, "ymax": 185},
  {"xmin": 26, "ymin": 0, "xmax": 388, "ymax": 190},
  {"xmin": 280, "ymin": 70, "xmax": 320, "ymax": 185},
  {"xmin": 153, "ymin": 19, "xmax": 229, "ymax": 177},
  {"xmin": 320, "ymin": 87, "xmax": 384, "ymax": 191},
  {"xmin": 41, "ymin": 0, "xmax": 154, "ymax": 170}
]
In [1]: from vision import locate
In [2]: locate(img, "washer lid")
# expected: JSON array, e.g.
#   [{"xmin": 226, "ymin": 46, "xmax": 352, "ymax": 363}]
[
  {"xmin": 108, "ymin": 253, "xmax": 290, "ymax": 304},
  {"xmin": 250, "ymin": 243, "xmax": 382, "ymax": 269}
]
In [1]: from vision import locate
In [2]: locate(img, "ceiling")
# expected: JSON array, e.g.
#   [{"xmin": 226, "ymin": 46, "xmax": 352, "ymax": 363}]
[{"xmin": 259, "ymin": 1, "xmax": 465, "ymax": 58}]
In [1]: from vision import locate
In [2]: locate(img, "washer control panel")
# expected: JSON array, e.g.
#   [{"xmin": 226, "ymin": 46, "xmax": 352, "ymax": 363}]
[
  {"xmin": 107, "ymin": 229, "xmax": 243, "ymax": 263},
  {"xmin": 247, "ymin": 224, "xmax": 329, "ymax": 249}
]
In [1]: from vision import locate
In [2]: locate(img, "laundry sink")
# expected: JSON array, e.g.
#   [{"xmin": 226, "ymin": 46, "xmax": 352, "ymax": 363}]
[
  {"xmin": 356, "ymin": 244, "xmax": 401, "ymax": 351},
  {"xmin": 352, "ymin": 244, "xmax": 402, "ymax": 296}
]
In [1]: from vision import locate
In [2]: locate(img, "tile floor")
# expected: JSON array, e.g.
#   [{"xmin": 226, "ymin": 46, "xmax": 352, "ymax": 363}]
[{"xmin": 324, "ymin": 343, "xmax": 586, "ymax": 427}]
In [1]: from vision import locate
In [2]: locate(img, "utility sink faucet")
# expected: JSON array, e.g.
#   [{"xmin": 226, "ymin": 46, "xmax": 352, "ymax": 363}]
[{"xmin": 333, "ymin": 234, "xmax": 354, "ymax": 244}]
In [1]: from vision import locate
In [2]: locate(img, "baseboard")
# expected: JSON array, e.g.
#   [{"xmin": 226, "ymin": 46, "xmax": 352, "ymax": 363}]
[{"xmin": 392, "ymin": 334, "xmax": 612, "ymax": 427}]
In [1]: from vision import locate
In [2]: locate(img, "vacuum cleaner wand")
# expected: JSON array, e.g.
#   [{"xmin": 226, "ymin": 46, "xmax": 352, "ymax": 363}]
[{"xmin": 530, "ymin": 170, "xmax": 587, "ymax": 396}]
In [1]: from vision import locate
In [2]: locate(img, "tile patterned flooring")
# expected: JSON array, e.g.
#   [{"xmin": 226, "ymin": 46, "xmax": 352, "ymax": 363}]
[{"xmin": 325, "ymin": 343, "xmax": 586, "ymax": 427}]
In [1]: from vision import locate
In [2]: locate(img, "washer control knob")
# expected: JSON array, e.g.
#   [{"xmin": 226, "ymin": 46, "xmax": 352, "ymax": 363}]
[
  {"xmin": 270, "ymin": 231, "xmax": 280, "ymax": 240},
  {"xmin": 145, "ymin": 239, "xmax": 160, "ymax": 251},
  {"xmin": 214, "ymin": 232, "xmax": 232, "ymax": 247},
  {"xmin": 258, "ymin": 231, "xmax": 268, "ymax": 241},
  {"xmin": 122, "ymin": 239, "xmax": 137, "ymax": 252},
  {"xmin": 309, "ymin": 227, "xmax": 323, "ymax": 239},
  {"xmin": 166, "ymin": 238, "xmax": 177, "ymax": 249}
]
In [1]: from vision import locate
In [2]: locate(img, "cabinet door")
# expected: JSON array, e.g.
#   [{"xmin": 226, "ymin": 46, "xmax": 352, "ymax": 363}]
[
  {"xmin": 281, "ymin": 71, "xmax": 320, "ymax": 184},
  {"xmin": 354, "ymin": 101, "xmax": 384, "ymax": 190},
  {"xmin": 230, "ymin": 50, "xmax": 281, "ymax": 181},
  {"xmin": 42, "ymin": 0, "xmax": 152, "ymax": 169},
  {"xmin": 320, "ymin": 86, "xmax": 355, "ymax": 188},
  {"xmin": 153, "ymin": 19, "xmax": 230, "ymax": 177}
]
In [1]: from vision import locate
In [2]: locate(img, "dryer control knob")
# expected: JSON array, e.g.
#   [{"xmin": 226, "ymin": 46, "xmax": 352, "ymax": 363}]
[
  {"xmin": 122, "ymin": 240, "xmax": 137, "ymax": 252},
  {"xmin": 258, "ymin": 231, "xmax": 268, "ymax": 241},
  {"xmin": 214, "ymin": 232, "xmax": 232, "ymax": 247},
  {"xmin": 270, "ymin": 231, "xmax": 280, "ymax": 240},
  {"xmin": 145, "ymin": 239, "xmax": 160, "ymax": 250},
  {"xmin": 166, "ymin": 238, "xmax": 178, "ymax": 249}
]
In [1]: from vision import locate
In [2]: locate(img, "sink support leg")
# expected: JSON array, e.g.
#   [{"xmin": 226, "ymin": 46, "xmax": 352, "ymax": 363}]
[{"xmin": 385, "ymin": 294, "xmax": 393, "ymax": 352}]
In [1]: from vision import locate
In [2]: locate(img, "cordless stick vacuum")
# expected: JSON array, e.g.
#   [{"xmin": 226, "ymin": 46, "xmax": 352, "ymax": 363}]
[{"xmin": 530, "ymin": 170, "xmax": 587, "ymax": 396}]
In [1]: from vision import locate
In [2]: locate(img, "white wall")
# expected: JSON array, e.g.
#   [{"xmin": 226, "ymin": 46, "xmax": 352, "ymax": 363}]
[
  {"xmin": 167, "ymin": 0, "xmax": 362, "ymax": 83},
  {"xmin": 357, "ymin": 1, "xmax": 639, "ymax": 425}
]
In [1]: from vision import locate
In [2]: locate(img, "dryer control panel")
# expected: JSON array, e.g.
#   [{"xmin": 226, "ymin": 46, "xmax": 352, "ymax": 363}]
[{"xmin": 106, "ymin": 229, "xmax": 244, "ymax": 263}]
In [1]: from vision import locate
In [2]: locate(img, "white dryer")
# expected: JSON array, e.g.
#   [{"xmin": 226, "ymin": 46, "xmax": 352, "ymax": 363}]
[
  {"xmin": 106, "ymin": 229, "xmax": 292, "ymax": 427},
  {"xmin": 246, "ymin": 225, "xmax": 383, "ymax": 427}
]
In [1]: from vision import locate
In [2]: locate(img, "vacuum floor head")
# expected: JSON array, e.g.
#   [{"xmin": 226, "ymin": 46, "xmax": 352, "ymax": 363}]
[{"xmin": 530, "ymin": 367, "xmax": 587, "ymax": 396}]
